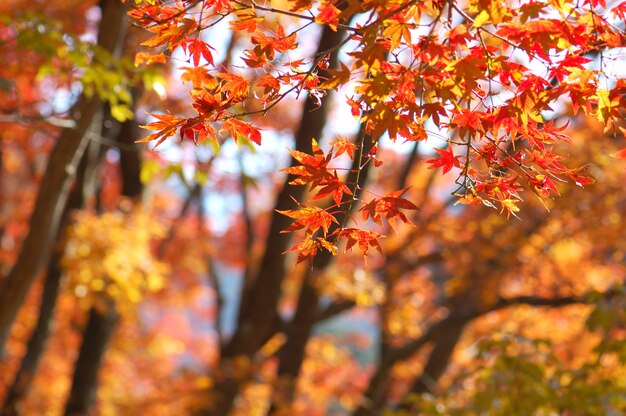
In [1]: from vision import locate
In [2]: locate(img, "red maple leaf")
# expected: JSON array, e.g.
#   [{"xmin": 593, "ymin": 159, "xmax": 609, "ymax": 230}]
[
  {"xmin": 452, "ymin": 108, "xmax": 485, "ymax": 137},
  {"xmin": 223, "ymin": 119, "xmax": 262, "ymax": 145},
  {"xmin": 181, "ymin": 39, "xmax": 215, "ymax": 67},
  {"xmin": 310, "ymin": 173, "xmax": 352, "ymax": 206},
  {"xmin": 179, "ymin": 118, "xmax": 216, "ymax": 144},
  {"xmin": 426, "ymin": 145, "xmax": 463, "ymax": 174},
  {"xmin": 315, "ymin": 1, "xmax": 341, "ymax": 31}
]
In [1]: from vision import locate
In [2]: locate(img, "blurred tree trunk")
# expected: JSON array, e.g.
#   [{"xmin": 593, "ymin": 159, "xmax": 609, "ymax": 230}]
[
  {"xmin": 63, "ymin": 305, "xmax": 119, "ymax": 416},
  {"xmin": 63, "ymin": 115, "xmax": 142, "ymax": 415},
  {"xmin": 1, "ymin": 142, "xmax": 95, "ymax": 415},
  {"xmin": 0, "ymin": 0, "xmax": 127, "ymax": 355},
  {"xmin": 269, "ymin": 121, "xmax": 375, "ymax": 414},
  {"xmin": 0, "ymin": 98, "xmax": 97, "ymax": 355},
  {"xmin": 197, "ymin": 24, "xmax": 346, "ymax": 416},
  {"xmin": 0, "ymin": 145, "xmax": 5, "ymax": 246},
  {"xmin": 352, "ymin": 219, "xmax": 551, "ymax": 415}
]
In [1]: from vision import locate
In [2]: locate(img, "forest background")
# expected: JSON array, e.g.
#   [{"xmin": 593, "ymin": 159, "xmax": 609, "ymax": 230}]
[{"xmin": 1, "ymin": 0, "xmax": 626, "ymax": 415}]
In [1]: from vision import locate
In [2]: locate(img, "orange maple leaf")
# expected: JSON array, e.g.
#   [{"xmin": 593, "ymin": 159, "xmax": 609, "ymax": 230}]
[
  {"xmin": 361, "ymin": 189, "xmax": 418, "ymax": 231},
  {"xmin": 284, "ymin": 235, "xmax": 337, "ymax": 263},
  {"xmin": 329, "ymin": 135, "xmax": 356, "ymax": 159},
  {"xmin": 217, "ymin": 71, "xmax": 250, "ymax": 101},
  {"xmin": 134, "ymin": 52, "xmax": 167, "ymax": 67},
  {"xmin": 340, "ymin": 228, "xmax": 383, "ymax": 258},
  {"xmin": 230, "ymin": 13, "xmax": 263, "ymax": 33},
  {"xmin": 277, "ymin": 206, "xmax": 339, "ymax": 235},
  {"xmin": 138, "ymin": 113, "xmax": 184, "ymax": 147},
  {"xmin": 281, "ymin": 140, "xmax": 332, "ymax": 187}
]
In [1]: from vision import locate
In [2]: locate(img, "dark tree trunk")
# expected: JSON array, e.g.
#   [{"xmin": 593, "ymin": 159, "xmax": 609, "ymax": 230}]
[
  {"xmin": 63, "ymin": 113, "xmax": 143, "ymax": 414},
  {"xmin": 197, "ymin": 24, "xmax": 346, "ymax": 416},
  {"xmin": 61, "ymin": 4, "xmax": 144, "ymax": 410},
  {"xmin": 1, "ymin": 252, "xmax": 65, "ymax": 416},
  {"xmin": 268, "ymin": 121, "xmax": 376, "ymax": 414},
  {"xmin": 0, "ymin": 96, "xmax": 97, "ymax": 354},
  {"xmin": 63, "ymin": 306, "xmax": 120, "ymax": 416},
  {"xmin": 118, "ymin": 120, "xmax": 144, "ymax": 199},
  {"xmin": 1, "ymin": 145, "xmax": 95, "ymax": 415},
  {"xmin": 351, "ymin": 315, "xmax": 468, "ymax": 416},
  {"xmin": 269, "ymin": 278, "xmax": 319, "ymax": 414},
  {"xmin": 0, "ymin": 0, "xmax": 127, "ymax": 356}
]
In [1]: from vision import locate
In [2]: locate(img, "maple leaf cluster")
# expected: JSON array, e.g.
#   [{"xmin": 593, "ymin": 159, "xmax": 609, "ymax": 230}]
[
  {"xmin": 128, "ymin": 0, "xmax": 626, "ymax": 261},
  {"xmin": 276, "ymin": 138, "xmax": 418, "ymax": 263}
]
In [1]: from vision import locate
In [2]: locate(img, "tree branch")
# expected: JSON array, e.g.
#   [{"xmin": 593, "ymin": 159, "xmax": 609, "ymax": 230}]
[{"xmin": 353, "ymin": 287, "xmax": 622, "ymax": 416}]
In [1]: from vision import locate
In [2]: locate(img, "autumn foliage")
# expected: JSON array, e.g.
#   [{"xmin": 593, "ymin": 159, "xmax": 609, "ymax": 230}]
[
  {"xmin": 132, "ymin": 0, "xmax": 624, "ymax": 253},
  {"xmin": 0, "ymin": 0, "xmax": 626, "ymax": 415}
]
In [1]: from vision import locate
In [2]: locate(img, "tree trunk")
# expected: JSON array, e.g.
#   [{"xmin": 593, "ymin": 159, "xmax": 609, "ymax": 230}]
[
  {"xmin": 63, "ymin": 114, "xmax": 143, "ymax": 414},
  {"xmin": 63, "ymin": 306, "xmax": 120, "ymax": 416},
  {"xmin": 0, "ymin": 0, "xmax": 127, "ymax": 355},
  {"xmin": 197, "ymin": 24, "xmax": 346, "ymax": 416},
  {"xmin": 1, "ymin": 251, "xmax": 65, "ymax": 416},
  {"xmin": 267, "ymin": 47, "xmax": 382, "ymax": 409},
  {"xmin": 117, "ymin": 119, "xmax": 144, "ymax": 199},
  {"xmin": 351, "ymin": 316, "xmax": 465, "ymax": 416},
  {"xmin": 269, "ymin": 278, "xmax": 319, "ymax": 414},
  {"xmin": 0, "ymin": 96, "xmax": 97, "ymax": 354},
  {"xmin": 1, "ymin": 144, "xmax": 95, "ymax": 415}
]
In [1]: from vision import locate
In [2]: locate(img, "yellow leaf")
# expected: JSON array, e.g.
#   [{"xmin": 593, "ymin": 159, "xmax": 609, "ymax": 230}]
[
  {"xmin": 383, "ymin": 20, "xmax": 411, "ymax": 50},
  {"xmin": 110, "ymin": 104, "xmax": 134, "ymax": 122},
  {"xmin": 473, "ymin": 9, "xmax": 491, "ymax": 28}
]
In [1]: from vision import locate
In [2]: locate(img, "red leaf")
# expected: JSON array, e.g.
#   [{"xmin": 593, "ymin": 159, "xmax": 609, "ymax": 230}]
[
  {"xmin": 182, "ymin": 39, "xmax": 215, "ymax": 67},
  {"xmin": 567, "ymin": 165, "xmax": 595, "ymax": 187},
  {"xmin": 223, "ymin": 119, "xmax": 262, "ymax": 145},
  {"xmin": 426, "ymin": 145, "xmax": 462, "ymax": 174},
  {"xmin": 315, "ymin": 1, "xmax": 341, "ymax": 31},
  {"xmin": 310, "ymin": 174, "xmax": 352, "ymax": 206}
]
